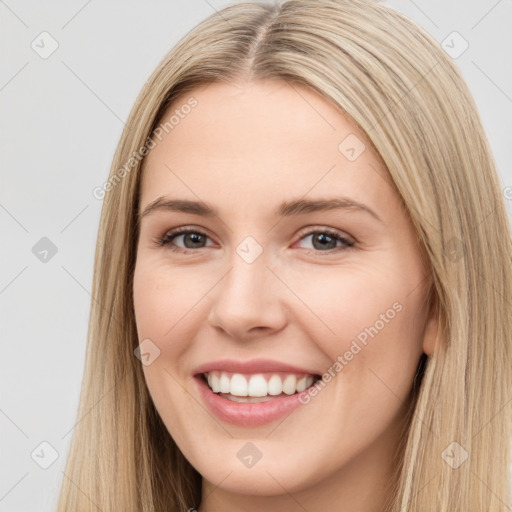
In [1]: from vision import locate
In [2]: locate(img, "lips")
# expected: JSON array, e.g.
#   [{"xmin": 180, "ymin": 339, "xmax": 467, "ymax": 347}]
[{"xmin": 192, "ymin": 358, "xmax": 321, "ymax": 376}]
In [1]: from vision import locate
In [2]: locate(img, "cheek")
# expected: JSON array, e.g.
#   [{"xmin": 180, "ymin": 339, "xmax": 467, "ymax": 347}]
[
  {"xmin": 133, "ymin": 263, "xmax": 208, "ymax": 446},
  {"xmin": 287, "ymin": 262, "xmax": 426, "ymax": 396},
  {"xmin": 133, "ymin": 261, "xmax": 209, "ymax": 347},
  {"xmin": 132, "ymin": 262, "xmax": 199, "ymax": 425}
]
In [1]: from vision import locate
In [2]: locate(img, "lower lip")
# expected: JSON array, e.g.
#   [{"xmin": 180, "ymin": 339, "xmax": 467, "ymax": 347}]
[{"xmin": 194, "ymin": 375, "xmax": 308, "ymax": 427}]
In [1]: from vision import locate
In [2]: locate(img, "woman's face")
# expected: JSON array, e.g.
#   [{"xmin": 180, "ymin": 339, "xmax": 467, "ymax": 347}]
[{"xmin": 133, "ymin": 80, "xmax": 438, "ymax": 503}]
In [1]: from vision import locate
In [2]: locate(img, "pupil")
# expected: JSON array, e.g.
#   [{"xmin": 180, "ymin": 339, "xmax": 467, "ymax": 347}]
[
  {"xmin": 313, "ymin": 233, "xmax": 336, "ymax": 250},
  {"xmin": 184, "ymin": 233, "xmax": 205, "ymax": 248}
]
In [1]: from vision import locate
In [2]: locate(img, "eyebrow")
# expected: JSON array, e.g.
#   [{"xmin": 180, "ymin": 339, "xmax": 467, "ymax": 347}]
[{"xmin": 138, "ymin": 195, "xmax": 382, "ymax": 223}]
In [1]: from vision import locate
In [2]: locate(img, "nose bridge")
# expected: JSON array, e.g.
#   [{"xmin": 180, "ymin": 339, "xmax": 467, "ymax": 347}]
[
  {"xmin": 207, "ymin": 235, "xmax": 286, "ymax": 336},
  {"xmin": 227, "ymin": 240, "xmax": 269, "ymax": 298}
]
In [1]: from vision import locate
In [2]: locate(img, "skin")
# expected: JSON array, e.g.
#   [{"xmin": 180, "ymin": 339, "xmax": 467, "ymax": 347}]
[{"xmin": 133, "ymin": 79, "xmax": 438, "ymax": 512}]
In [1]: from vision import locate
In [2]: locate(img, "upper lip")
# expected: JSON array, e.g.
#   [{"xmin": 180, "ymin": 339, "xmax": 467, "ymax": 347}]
[{"xmin": 193, "ymin": 358, "xmax": 321, "ymax": 376}]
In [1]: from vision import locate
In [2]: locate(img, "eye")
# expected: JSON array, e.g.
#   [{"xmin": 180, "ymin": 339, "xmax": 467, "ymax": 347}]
[
  {"xmin": 153, "ymin": 227, "xmax": 213, "ymax": 254},
  {"xmin": 153, "ymin": 226, "xmax": 355, "ymax": 254},
  {"xmin": 294, "ymin": 227, "xmax": 355, "ymax": 254}
]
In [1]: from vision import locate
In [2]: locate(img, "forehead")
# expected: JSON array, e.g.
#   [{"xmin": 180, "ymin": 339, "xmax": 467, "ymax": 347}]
[{"xmin": 140, "ymin": 80, "xmax": 396, "ymax": 216}]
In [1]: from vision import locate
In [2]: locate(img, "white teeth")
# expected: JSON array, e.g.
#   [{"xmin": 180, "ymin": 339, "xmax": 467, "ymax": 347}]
[
  {"xmin": 247, "ymin": 374, "xmax": 268, "ymax": 397},
  {"xmin": 209, "ymin": 373, "xmax": 221, "ymax": 393},
  {"xmin": 267, "ymin": 375, "xmax": 283, "ymax": 395},
  {"xmin": 282, "ymin": 375, "xmax": 297, "ymax": 395},
  {"xmin": 219, "ymin": 373, "xmax": 231, "ymax": 393},
  {"xmin": 205, "ymin": 371, "xmax": 317, "ymax": 397},
  {"xmin": 296, "ymin": 376, "xmax": 307, "ymax": 392},
  {"xmin": 230, "ymin": 373, "xmax": 248, "ymax": 396}
]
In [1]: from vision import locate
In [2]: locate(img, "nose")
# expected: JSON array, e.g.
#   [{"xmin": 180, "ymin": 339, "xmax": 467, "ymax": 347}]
[{"xmin": 206, "ymin": 246, "xmax": 288, "ymax": 340}]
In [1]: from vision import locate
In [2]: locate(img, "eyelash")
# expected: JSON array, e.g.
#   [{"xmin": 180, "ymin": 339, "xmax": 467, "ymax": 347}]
[{"xmin": 153, "ymin": 226, "xmax": 355, "ymax": 255}]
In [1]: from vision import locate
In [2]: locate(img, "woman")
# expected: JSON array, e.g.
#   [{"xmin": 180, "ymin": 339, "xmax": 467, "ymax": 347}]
[{"xmin": 57, "ymin": 0, "xmax": 512, "ymax": 510}]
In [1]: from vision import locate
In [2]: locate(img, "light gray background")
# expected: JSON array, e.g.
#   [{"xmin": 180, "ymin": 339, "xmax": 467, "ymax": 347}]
[{"xmin": 1, "ymin": 1, "xmax": 511, "ymax": 511}]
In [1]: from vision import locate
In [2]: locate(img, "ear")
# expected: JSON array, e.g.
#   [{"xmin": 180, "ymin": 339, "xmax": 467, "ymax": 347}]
[{"xmin": 422, "ymin": 290, "xmax": 440, "ymax": 357}]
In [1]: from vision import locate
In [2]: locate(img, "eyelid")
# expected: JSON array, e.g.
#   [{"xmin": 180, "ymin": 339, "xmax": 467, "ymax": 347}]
[{"xmin": 294, "ymin": 225, "xmax": 354, "ymax": 244}]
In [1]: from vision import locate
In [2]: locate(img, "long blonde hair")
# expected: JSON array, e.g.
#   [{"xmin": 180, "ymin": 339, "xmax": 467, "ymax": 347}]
[{"xmin": 57, "ymin": 0, "xmax": 512, "ymax": 510}]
